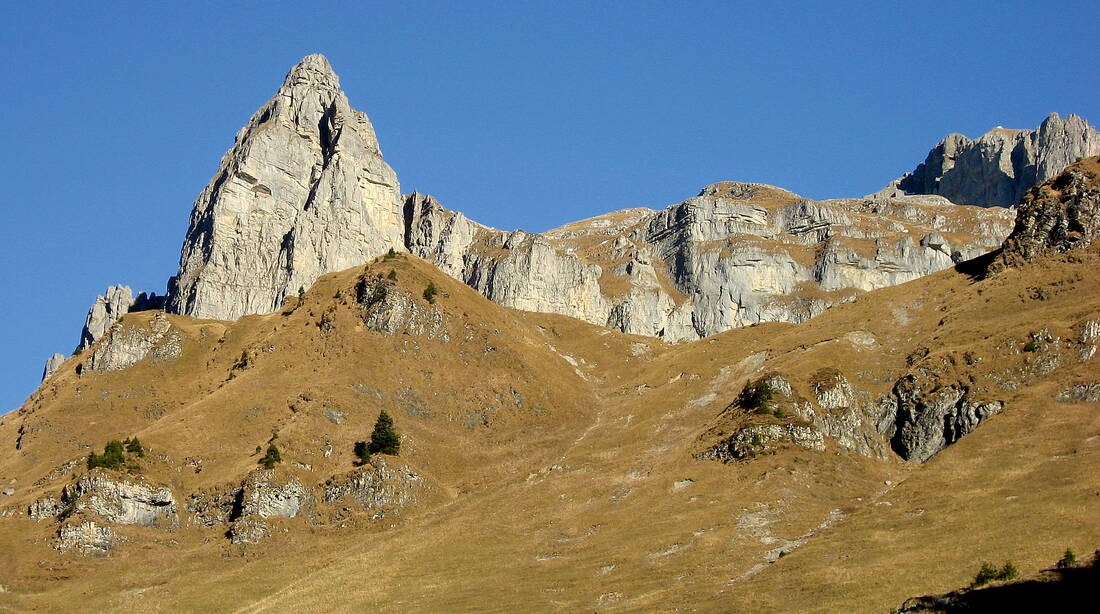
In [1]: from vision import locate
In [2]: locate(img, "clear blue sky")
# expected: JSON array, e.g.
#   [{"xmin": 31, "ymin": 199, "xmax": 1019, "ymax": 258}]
[{"xmin": 2, "ymin": 1, "xmax": 1098, "ymax": 413}]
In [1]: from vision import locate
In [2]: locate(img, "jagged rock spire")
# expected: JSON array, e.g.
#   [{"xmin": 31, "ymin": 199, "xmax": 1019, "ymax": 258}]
[
  {"xmin": 167, "ymin": 53, "xmax": 403, "ymax": 321},
  {"xmin": 896, "ymin": 113, "xmax": 1100, "ymax": 207}
]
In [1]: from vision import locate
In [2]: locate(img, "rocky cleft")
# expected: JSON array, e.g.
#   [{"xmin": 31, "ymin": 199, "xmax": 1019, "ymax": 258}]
[
  {"xmin": 889, "ymin": 375, "xmax": 1003, "ymax": 463},
  {"xmin": 228, "ymin": 469, "xmax": 310, "ymax": 544}
]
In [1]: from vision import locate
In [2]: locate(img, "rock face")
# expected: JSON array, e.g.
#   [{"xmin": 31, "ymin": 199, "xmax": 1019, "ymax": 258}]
[
  {"xmin": 61, "ymin": 472, "xmax": 179, "ymax": 527},
  {"xmin": 41, "ymin": 353, "xmax": 65, "ymax": 381},
  {"xmin": 408, "ymin": 184, "xmax": 1013, "ymax": 341},
  {"xmin": 889, "ymin": 375, "xmax": 1003, "ymax": 463},
  {"xmin": 992, "ymin": 156, "xmax": 1100, "ymax": 269},
  {"xmin": 87, "ymin": 312, "xmax": 182, "ymax": 372},
  {"xmin": 895, "ymin": 114, "xmax": 1100, "ymax": 207},
  {"xmin": 167, "ymin": 54, "xmax": 404, "ymax": 321}
]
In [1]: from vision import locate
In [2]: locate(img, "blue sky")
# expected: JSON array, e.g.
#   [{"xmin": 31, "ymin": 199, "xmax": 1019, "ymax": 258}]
[{"xmin": 2, "ymin": 1, "xmax": 1098, "ymax": 413}]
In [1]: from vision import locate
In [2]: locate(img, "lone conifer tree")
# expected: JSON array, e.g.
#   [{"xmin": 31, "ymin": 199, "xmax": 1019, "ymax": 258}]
[
  {"xmin": 259, "ymin": 443, "xmax": 282, "ymax": 469},
  {"xmin": 368, "ymin": 410, "xmax": 400, "ymax": 455}
]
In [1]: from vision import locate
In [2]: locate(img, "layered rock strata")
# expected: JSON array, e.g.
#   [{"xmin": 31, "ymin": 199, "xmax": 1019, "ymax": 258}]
[{"xmin": 407, "ymin": 185, "xmax": 1013, "ymax": 341}]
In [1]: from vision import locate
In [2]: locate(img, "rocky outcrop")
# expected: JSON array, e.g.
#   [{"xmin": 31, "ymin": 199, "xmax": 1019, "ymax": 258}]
[
  {"xmin": 698, "ymin": 422, "xmax": 825, "ymax": 462},
  {"xmin": 76, "ymin": 285, "xmax": 164, "ymax": 352},
  {"xmin": 186, "ymin": 487, "xmax": 240, "ymax": 527},
  {"xmin": 61, "ymin": 473, "xmax": 178, "ymax": 527},
  {"xmin": 31, "ymin": 471, "xmax": 178, "ymax": 528},
  {"xmin": 990, "ymin": 156, "xmax": 1100, "ymax": 271},
  {"xmin": 894, "ymin": 114, "xmax": 1100, "ymax": 207},
  {"xmin": 167, "ymin": 54, "xmax": 404, "ymax": 321},
  {"xmin": 87, "ymin": 312, "xmax": 181, "ymax": 372},
  {"xmin": 228, "ymin": 469, "xmax": 310, "ymax": 544},
  {"xmin": 41, "ymin": 353, "xmax": 65, "ymax": 381},
  {"xmin": 1056, "ymin": 383, "xmax": 1100, "ymax": 403},
  {"xmin": 56, "ymin": 520, "xmax": 116, "ymax": 556},
  {"xmin": 889, "ymin": 375, "xmax": 1003, "ymax": 463},
  {"xmin": 78, "ymin": 285, "xmax": 135, "ymax": 351},
  {"xmin": 29, "ymin": 497, "xmax": 65, "ymax": 520},
  {"xmin": 322, "ymin": 459, "xmax": 426, "ymax": 515},
  {"xmin": 356, "ymin": 276, "xmax": 449, "ymax": 340}
]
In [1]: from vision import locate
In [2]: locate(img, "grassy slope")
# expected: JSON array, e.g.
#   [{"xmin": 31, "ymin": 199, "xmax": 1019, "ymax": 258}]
[{"xmin": 0, "ymin": 245, "xmax": 1098, "ymax": 613}]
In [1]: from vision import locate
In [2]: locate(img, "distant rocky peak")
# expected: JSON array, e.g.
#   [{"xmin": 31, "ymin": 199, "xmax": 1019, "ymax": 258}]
[{"xmin": 892, "ymin": 113, "xmax": 1100, "ymax": 207}]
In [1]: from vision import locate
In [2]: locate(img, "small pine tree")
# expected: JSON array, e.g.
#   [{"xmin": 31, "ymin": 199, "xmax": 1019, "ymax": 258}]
[
  {"xmin": 368, "ymin": 410, "xmax": 401, "ymax": 456},
  {"xmin": 1056, "ymin": 548, "xmax": 1077, "ymax": 569},
  {"xmin": 997, "ymin": 561, "xmax": 1018, "ymax": 581},
  {"xmin": 972, "ymin": 562, "xmax": 998, "ymax": 587},
  {"xmin": 88, "ymin": 440, "xmax": 126, "ymax": 470},
  {"xmin": 124, "ymin": 437, "xmax": 145, "ymax": 457},
  {"xmin": 737, "ymin": 379, "xmax": 774, "ymax": 413},
  {"xmin": 259, "ymin": 444, "xmax": 282, "ymax": 469},
  {"xmin": 384, "ymin": 247, "xmax": 398, "ymax": 260},
  {"xmin": 387, "ymin": 269, "xmax": 398, "ymax": 281},
  {"xmin": 353, "ymin": 441, "xmax": 370, "ymax": 466},
  {"xmin": 423, "ymin": 281, "xmax": 438, "ymax": 304}
]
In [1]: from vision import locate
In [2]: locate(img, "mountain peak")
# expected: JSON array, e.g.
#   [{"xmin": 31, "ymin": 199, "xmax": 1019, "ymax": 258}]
[{"xmin": 281, "ymin": 53, "xmax": 340, "ymax": 92}]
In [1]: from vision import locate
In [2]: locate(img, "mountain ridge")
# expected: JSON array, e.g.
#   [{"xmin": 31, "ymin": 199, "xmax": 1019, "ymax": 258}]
[
  {"xmin": 52, "ymin": 53, "xmax": 1077, "ymax": 376},
  {"xmin": 4, "ymin": 158, "xmax": 1098, "ymax": 609}
]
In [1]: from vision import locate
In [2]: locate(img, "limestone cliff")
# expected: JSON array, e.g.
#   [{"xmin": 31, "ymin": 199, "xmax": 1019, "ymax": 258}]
[
  {"xmin": 892, "ymin": 113, "xmax": 1100, "ymax": 207},
  {"xmin": 165, "ymin": 54, "xmax": 404, "ymax": 321},
  {"xmin": 408, "ymin": 183, "xmax": 1013, "ymax": 341}
]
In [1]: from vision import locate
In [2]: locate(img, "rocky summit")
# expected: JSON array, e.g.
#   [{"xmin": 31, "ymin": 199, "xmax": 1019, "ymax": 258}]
[
  {"xmin": 5, "ymin": 53, "xmax": 1100, "ymax": 613},
  {"xmin": 166, "ymin": 54, "xmax": 405, "ymax": 322},
  {"xmin": 884, "ymin": 113, "xmax": 1100, "ymax": 207}
]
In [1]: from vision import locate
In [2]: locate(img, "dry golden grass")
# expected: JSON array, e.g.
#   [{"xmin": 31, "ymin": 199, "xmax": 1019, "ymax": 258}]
[{"xmin": 1, "ymin": 245, "xmax": 1098, "ymax": 612}]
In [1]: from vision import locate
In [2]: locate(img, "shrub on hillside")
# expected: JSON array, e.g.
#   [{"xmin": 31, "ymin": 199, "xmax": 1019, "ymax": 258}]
[
  {"xmin": 737, "ymin": 380, "xmax": 774, "ymax": 413},
  {"xmin": 971, "ymin": 561, "xmax": 1018, "ymax": 588},
  {"xmin": 423, "ymin": 281, "xmax": 438, "ymax": 304},
  {"xmin": 123, "ymin": 437, "xmax": 145, "ymax": 457},
  {"xmin": 1056, "ymin": 548, "xmax": 1077, "ymax": 569},
  {"xmin": 259, "ymin": 444, "xmax": 282, "ymax": 469},
  {"xmin": 353, "ymin": 441, "xmax": 370, "ymax": 466},
  {"xmin": 88, "ymin": 440, "xmax": 126, "ymax": 470},
  {"xmin": 368, "ymin": 410, "xmax": 400, "ymax": 456}
]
